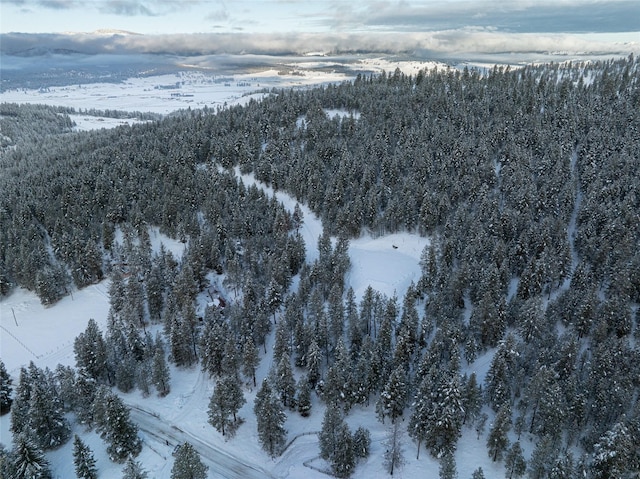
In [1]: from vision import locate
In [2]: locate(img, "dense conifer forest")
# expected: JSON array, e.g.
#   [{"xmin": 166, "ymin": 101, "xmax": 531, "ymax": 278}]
[{"xmin": 1, "ymin": 55, "xmax": 639, "ymax": 478}]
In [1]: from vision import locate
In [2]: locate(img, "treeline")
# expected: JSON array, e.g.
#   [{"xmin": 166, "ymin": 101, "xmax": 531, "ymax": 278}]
[{"xmin": 0, "ymin": 55, "xmax": 639, "ymax": 478}]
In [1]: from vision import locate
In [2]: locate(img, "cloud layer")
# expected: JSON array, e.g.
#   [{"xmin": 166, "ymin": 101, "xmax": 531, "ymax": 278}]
[
  {"xmin": 2, "ymin": 1, "xmax": 638, "ymax": 59},
  {"xmin": 1, "ymin": 29, "xmax": 637, "ymax": 58}
]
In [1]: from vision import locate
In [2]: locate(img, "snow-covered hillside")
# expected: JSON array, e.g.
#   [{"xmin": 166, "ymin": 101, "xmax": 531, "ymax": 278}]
[{"xmin": 0, "ymin": 168, "xmax": 507, "ymax": 478}]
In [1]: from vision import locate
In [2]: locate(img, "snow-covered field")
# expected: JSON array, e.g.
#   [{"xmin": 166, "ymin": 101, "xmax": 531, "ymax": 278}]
[
  {"xmin": 0, "ymin": 57, "xmax": 443, "ymax": 116},
  {"xmin": 0, "ymin": 61, "xmax": 509, "ymax": 478}
]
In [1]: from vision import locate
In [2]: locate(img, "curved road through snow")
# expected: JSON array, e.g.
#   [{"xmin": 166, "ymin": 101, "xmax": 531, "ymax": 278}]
[{"xmin": 128, "ymin": 405, "xmax": 277, "ymax": 479}]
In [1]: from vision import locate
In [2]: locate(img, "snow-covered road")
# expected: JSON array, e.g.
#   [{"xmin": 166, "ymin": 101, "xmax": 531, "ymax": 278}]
[{"xmin": 128, "ymin": 404, "xmax": 276, "ymax": 479}]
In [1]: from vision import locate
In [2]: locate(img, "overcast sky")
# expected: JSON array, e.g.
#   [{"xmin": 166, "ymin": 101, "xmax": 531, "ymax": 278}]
[{"xmin": 1, "ymin": 0, "xmax": 638, "ymax": 56}]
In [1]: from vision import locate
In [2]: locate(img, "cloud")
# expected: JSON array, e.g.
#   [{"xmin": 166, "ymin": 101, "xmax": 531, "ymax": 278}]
[
  {"xmin": 1, "ymin": 30, "xmax": 637, "ymax": 58},
  {"xmin": 4, "ymin": 0, "xmax": 201, "ymax": 15},
  {"xmin": 98, "ymin": 1, "xmax": 156, "ymax": 16},
  {"xmin": 38, "ymin": 0, "xmax": 79, "ymax": 9},
  {"xmin": 323, "ymin": 0, "xmax": 640, "ymax": 35}
]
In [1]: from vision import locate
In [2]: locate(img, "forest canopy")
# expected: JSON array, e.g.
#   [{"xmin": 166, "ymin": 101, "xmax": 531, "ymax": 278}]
[{"xmin": 1, "ymin": 55, "xmax": 639, "ymax": 478}]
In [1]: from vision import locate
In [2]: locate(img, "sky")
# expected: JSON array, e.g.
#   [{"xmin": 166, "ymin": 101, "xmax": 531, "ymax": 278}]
[{"xmin": 1, "ymin": 0, "xmax": 638, "ymax": 56}]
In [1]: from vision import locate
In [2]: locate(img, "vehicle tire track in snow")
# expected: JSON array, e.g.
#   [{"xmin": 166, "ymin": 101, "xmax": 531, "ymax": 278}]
[{"xmin": 128, "ymin": 405, "xmax": 275, "ymax": 479}]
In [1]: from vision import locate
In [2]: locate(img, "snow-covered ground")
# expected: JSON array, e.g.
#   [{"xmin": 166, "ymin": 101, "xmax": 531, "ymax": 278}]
[
  {"xmin": 0, "ymin": 175, "xmax": 507, "ymax": 478},
  {"xmin": 0, "ymin": 60, "xmax": 511, "ymax": 478},
  {"xmin": 0, "ymin": 57, "xmax": 445, "ymax": 116}
]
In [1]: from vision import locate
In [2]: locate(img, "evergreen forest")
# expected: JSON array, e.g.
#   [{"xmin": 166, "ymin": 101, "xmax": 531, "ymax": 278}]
[{"xmin": 1, "ymin": 55, "xmax": 639, "ymax": 478}]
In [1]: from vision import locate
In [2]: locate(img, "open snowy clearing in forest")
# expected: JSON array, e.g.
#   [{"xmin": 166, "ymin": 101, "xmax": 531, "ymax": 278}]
[{"xmin": 232, "ymin": 166, "xmax": 428, "ymax": 301}]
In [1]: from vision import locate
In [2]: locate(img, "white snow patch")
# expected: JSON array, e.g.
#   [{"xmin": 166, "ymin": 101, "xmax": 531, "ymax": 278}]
[
  {"xmin": 70, "ymin": 114, "xmax": 147, "ymax": 131},
  {"xmin": 348, "ymin": 233, "xmax": 428, "ymax": 300}
]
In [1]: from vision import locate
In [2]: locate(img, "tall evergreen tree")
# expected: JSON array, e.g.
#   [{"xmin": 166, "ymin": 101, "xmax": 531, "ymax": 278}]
[
  {"xmin": 11, "ymin": 434, "xmax": 52, "ymax": 479},
  {"xmin": 28, "ymin": 378, "xmax": 71, "ymax": 449},
  {"xmin": 73, "ymin": 435, "xmax": 98, "ymax": 479},
  {"xmin": 93, "ymin": 386, "xmax": 142, "ymax": 463},
  {"xmin": 383, "ymin": 420, "xmax": 405, "ymax": 476},
  {"xmin": 504, "ymin": 440, "xmax": 526, "ymax": 479},
  {"xmin": 275, "ymin": 353, "xmax": 296, "ymax": 409},
  {"xmin": 0, "ymin": 359, "xmax": 12, "ymax": 414},
  {"xmin": 0, "ymin": 444, "xmax": 14, "ymax": 479},
  {"xmin": 242, "ymin": 337, "xmax": 259, "ymax": 387},
  {"xmin": 74, "ymin": 368, "xmax": 98, "ymax": 426},
  {"xmin": 439, "ymin": 451, "xmax": 458, "ymax": 479},
  {"xmin": 171, "ymin": 442, "xmax": 208, "ymax": 479},
  {"xmin": 208, "ymin": 375, "xmax": 246, "ymax": 436},
  {"xmin": 122, "ymin": 456, "xmax": 149, "ymax": 479},
  {"xmin": 74, "ymin": 318, "xmax": 109, "ymax": 383},
  {"xmin": 352, "ymin": 427, "xmax": 371, "ymax": 459},
  {"xmin": 487, "ymin": 403, "xmax": 512, "ymax": 462},
  {"xmin": 376, "ymin": 365, "xmax": 408, "ymax": 424},
  {"xmin": 297, "ymin": 375, "xmax": 313, "ymax": 417},
  {"xmin": 151, "ymin": 339, "xmax": 171, "ymax": 396},
  {"xmin": 254, "ymin": 380, "xmax": 287, "ymax": 457},
  {"xmin": 331, "ymin": 422, "xmax": 356, "ymax": 478},
  {"xmin": 10, "ymin": 367, "xmax": 32, "ymax": 437}
]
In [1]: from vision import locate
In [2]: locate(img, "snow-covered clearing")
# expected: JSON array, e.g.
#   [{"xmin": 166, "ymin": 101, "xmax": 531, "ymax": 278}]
[
  {"xmin": 0, "ymin": 70, "xmax": 345, "ymax": 115},
  {"xmin": 233, "ymin": 166, "xmax": 428, "ymax": 300},
  {"xmin": 70, "ymin": 114, "xmax": 146, "ymax": 131}
]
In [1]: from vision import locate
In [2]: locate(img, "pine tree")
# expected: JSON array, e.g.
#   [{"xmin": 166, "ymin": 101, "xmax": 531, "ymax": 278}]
[
  {"xmin": 74, "ymin": 318, "xmax": 109, "ymax": 383},
  {"xmin": 10, "ymin": 367, "xmax": 32, "ymax": 437},
  {"xmin": 352, "ymin": 427, "xmax": 371, "ymax": 459},
  {"xmin": 292, "ymin": 203, "xmax": 304, "ymax": 233},
  {"xmin": 74, "ymin": 368, "xmax": 97, "ymax": 426},
  {"xmin": 273, "ymin": 319, "xmax": 291, "ymax": 364},
  {"xmin": 221, "ymin": 335, "xmax": 240, "ymax": 377},
  {"xmin": 93, "ymin": 386, "xmax": 142, "ymax": 463},
  {"xmin": 318, "ymin": 404, "xmax": 357, "ymax": 477},
  {"xmin": 504, "ymin": 441, "xmax": 526, "ymax": 479},
  {"xmin": 439, "ymin": 451, "xmax": 458, "ymax": 479},
  {"xmin": 319, "ymin": 404, "xmax": 345, "ymax": 462},
  {"xmin": 171, "ymin": 442, "xmax": 208, "ymax": 479},
  {"xmin": 383, "ymin": 420, "xmax": 405, "ymax": 476},
  {"xmin": 0, "ymin": 359, "xmax": 12, "ymax": 414},
  {"xmin": 122, "ymin": 456, "xmax": 149, "ymax": 479},
  {"xmin": 297, "ymin": 375, "xmax": 312, "ymax": 417},
  {"xmin": 527, "ymin": 435, "xmax": 556, "ymax": 479},
  {"xmin": 348, "ymin": 337, "xmax": 373, "ymax": 407},
  {"xmin": 472, "ymin": 467, "xmax": 486, "ymax": 479},
  {"xmin": 462, "ymin": 372, "xmax": 482, "ymax": 426},
  {"xmin": 11, "ymin": 434, "xmax": 52, "ymax": 479},
  {"xmin": 484, "ymin": 334, "xmax": 518, "ymax": 412},
  {"xmin": 408, "ymin": 370, "xmax": 432, "ymax": 459},
  {"xmin": 12, "ymin": 364, "xmax": 71, "ymax": 451},
  {"xmin": 487, "ymin": 403, "xmax": 512, "ymax": 462},
  {"xmin": 1, "ymin": 444, "xmax": 14, "ymax": 479},
  {"xmin": 306, "ymin": 339, "xmax": 322, "ymax": 388},
  {"xmin": 73, "ymin": 435, "xmax": 98, "ymax": 479},
  {"xmin": 331, "ymin": 422, "xmax": 356, "ymax": 478},
  {"xmin": 591, "ymin": 421, "xmax": 636, "ymax": 479},
  {"xmin": 409, "ymin": 367, "xmax": 464, "ymax": 459},
  {"xmin": 208, "ymin": 375, "xmax": 245, "ymax": 436},
  {"xmin": 376, "ymin": 365, "xmax": 408, "ymax": 424},
  {"xmin": 54, "ymin": 364, "xmax": 76, "ymax": 412},
  {"xmin": 275, "ymin": 353, "xmax": 296, "ymax": 409},
  {"xmin": 152, "ymin": 340, "xmax": 171, "ymax": 396},
  {"xmin": 254, "ymin": 380, "xmax": 287, "ymax": 457},
  {"xmin": 28, "ymin": 378, "xmax": 71, "ymax": 449},
  {"xmin": 199, "ymin": 319, "xmax": 227, "ymax": 377},
  {"xmin": 242, "ymin": 337, "xmax": 259, "ymax": 387}
]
